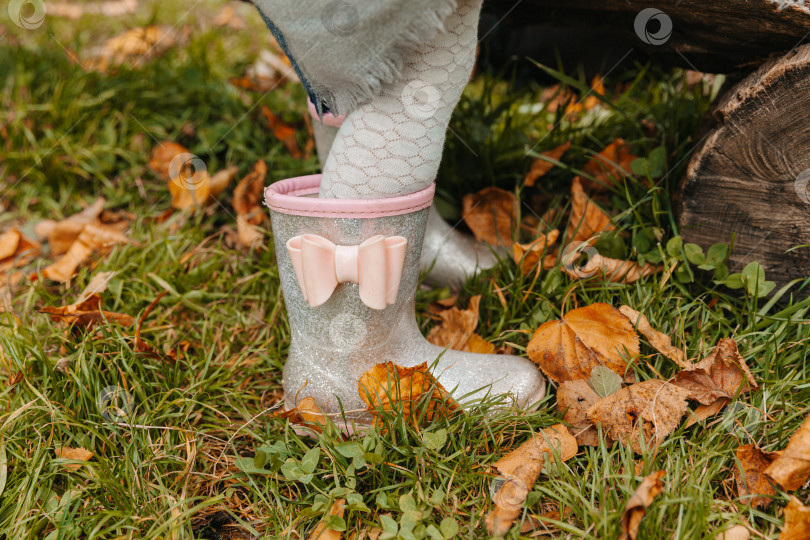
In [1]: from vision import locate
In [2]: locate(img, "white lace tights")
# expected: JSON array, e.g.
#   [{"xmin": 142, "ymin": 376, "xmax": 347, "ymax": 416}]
[{"xmin": 319, "ymin": 0, "xmax": 482, "ymax": 199}]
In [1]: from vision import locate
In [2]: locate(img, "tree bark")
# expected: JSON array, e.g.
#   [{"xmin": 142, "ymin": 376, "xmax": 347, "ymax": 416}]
[{"xmin": 675, "ymin": 43, "xmax": 810, "ymax": 287}]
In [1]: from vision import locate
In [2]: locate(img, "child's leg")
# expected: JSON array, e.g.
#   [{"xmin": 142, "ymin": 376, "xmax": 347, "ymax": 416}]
[{"xmin": 319, "ymin": 0, "xmax": 482, "ymax": 199}]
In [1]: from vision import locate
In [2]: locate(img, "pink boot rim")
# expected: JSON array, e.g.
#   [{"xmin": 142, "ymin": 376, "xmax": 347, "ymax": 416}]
[
  {"xmin": 265, "ymin": 174, "xmax": 435, "ymax": 218},
  {"xmin": 307, "ymin": 100, "xmax": 345, "ymax": 128}
]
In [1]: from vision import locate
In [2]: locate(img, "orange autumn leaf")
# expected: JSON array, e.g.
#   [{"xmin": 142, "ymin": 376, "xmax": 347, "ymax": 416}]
[
  {"xmin": 462, "ymin": 187, "xmax": 517, "ymax": 246},
  {"xmin": 735, "ymin": 444, "xmax": 780, "ymax": 508},
  {"xmin": 512, "ymin": 229, "xmax": 560, "ymax": 276},
  {"xmin": 358, "ymin": 362, "xmax": 459, "ymax": 427},
  {"xmin": 0, "ymin": 228, "xmax": 41, "ymax": 273},
  {"xmin": 582, "ymin": 75, "xmax": 606, "ymax": 110},
  {"xmin": 41, "ymin": 223, "xmax": 129, "ymax": 283},
  {"xmin": 581, "ymin": 138, "xmax": 638, "ymax": 191},
  {"xmin": 567, "ymin": 177, "xmax": 614, "ymax": 243},
  {"xmin": 168, "ymin": 166, "xmax": 238, "ymax": 210},
  {"xmin": 780, "ymin": 496, "xmax": 810, "ymax": 540},
  {"xmin": 308, "ymin": 498, "xmax": 345, "ymax": 540},
  {"xmin": 671, "ymin": 338, "xmax": 757, "ymax": 406},
  {"xmin": 587, "ymin": 380, "xmax": 690, "ymax": 454},
  {"xmin": 466, "ymin": 333, "xmax": 496, "ymax": 354},
  {"xmin": 525, "ymin": 142, "xmax": 571, "ymax": 187},
  {"xmin": 149, "ymin": 142, "xmax": 189, "ymax": 180},
  {"xmin": 526, "ymin": 303, "xmax": 639, "ymax": 383},
  {"xmin": 486, "ymin": 424, "xmax": 577, "ymax": 536},
  {"xmin": 620, "ymin": 471, "xmax": 665, "ymax": 540},
  {"xmin": 54, "ymin": 446, "xmax": 94, "ymax": 472},
  {"xmin": 261, "ymin": 105, "xmax": 303, "ymax": 158},
  {"xmin": 619, "ymin": 306, "xmax": 688, "ymax": 369},
  {"xmin": 40, "ymin": 293, "xmax": 134, "ymax": 328},
  {"xmin": 276, "ymin": 396, "xmax": 330, "ymax": 433},
  {"xmin": 766, "ymin": 414, "xmax": 810, "ymax": 491}
]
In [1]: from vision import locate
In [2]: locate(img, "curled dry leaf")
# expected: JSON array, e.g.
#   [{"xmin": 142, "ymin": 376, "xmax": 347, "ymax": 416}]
[
  {"xmin": 462, "ymin": 187, "xmax": 517, "ymax": 246},
  {"xmin": 42, "ymin": 224, "xmax": 129, "ymax": 283},
  {"xmin": 358, "ymin": 362, "xmax": 459, "ymax": 427},
  {"xmin": 40, "ymin": 293, "xmax": 134, "ymax": 328},
  {"xmin": 486, "ymin": 424, "xmax": 577, "ymax": 536},
  {"xmin": 308, "ymin": 498, "xmax": 345, "ymax": 540},
  {"xmin": 735, "ymin": 444, "xmax": 779, "ymax": 508},
  {"xmin": 276, "ymin": 396, "xmax": 329, "ymax": 433},
  {"xmin": 233, "ymin": 160, "xmax": 268, "ymax": 249},
  {"xmin": 0, "ymin": 228, "xmax": 41, "ymax": 279},
  {"xmin": 620, "ymin": 470, "xmax": 665, "ymax": 540},
  {"xmin": 527, "ymin": 303, "xmax": 640, "ymax": 383},
  {"xmin": 567, "ymin": 177, "xmax": 614, "ymax": 243},
  {"xmin": 581, "ymin": 138, "xmax": 638, "ymax": 192},
  {"xmin": 525, "ymin": 142, "xmax": 571, "ymax": 187},
  {"xmin": 512, "ymin": 229, "xmax": 560, "ymax": 276},
  {"xmin": 671, "ymin": 338, "xmax": 757, "ymax": 406},
  {"xmin": 587, "ymin": 380, "xmax": 690, "ymax": 453},
  {"xmin": 766, "ymin": 414, "xmax": 810, "ymax": 491},
  {"xmin": 169, "ymin": 166, "xmax": 238, "ymax": 211},
  {"xmin": 780, "ymin": 496, "xmax": 810, "ymax": 540},
  {"xmin": 54, "ymin": 446, "xmax": 94, "ymax": 472},
  {"xmin": 563, "ymin": 246, "xmax": 662, "ymax": 283},
  {"xmin": 619, "ymin": 306, "xmax": 688, "ymax": 369},
  {"xmin": 557, "ymin": 380, "xmax": 601, "ymax": 446},
  {"xmin": 427, "ymin": 295, "xmax": 484, "ymax": 352}
]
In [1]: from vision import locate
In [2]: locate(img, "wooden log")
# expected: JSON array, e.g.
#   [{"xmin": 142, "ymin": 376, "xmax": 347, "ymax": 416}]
[
  {"xmin": 675, "ymin": 43, "xmax": 810, "ymax": 288},
  {"xmin": 485, "ymin": 0, "xmax": 810, "ymax": 73}
]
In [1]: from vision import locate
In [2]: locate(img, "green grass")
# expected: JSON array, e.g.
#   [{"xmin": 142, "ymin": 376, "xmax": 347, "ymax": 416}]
[{"xmin": 2, "ymin": 2, "xmax": 809, "ymax": 539}]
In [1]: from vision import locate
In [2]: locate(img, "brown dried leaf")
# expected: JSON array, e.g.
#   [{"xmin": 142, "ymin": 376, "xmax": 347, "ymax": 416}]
[
  {"xmin": 83, "ymin": 25, "xmax": 184, "ymax": 72},
  {"xmin": 684, "ymin": 398, "xmax": 730, "ymax": 428},
  {"xmin": 486, "ymin": 424, "xmax": 577, "ymax": 536},
  {"xmin": 40, "ymin": 293, "xmax": 134, "ymax": 328},
  {"xmin": 780, "ymin": 496, "xmax": 810, "ymax": 540},
  {"xmin": 233, "ymin": 160, "xmax": 268, "ymax": 249},
  {"xmin": 54, "ymin": 446, "xmax": 94, "ymax": 472},
  {"xmin": 527, "ymin": 303, "xmax": 640, "ymax": 383},
  {"xmin": 358, "ymin": 362, "xmax": 459, "ymax": 427},
  {"xmin": 735, "ymin": 444, "xmax": 779, "ymax": 508},
  {"xmin": 276, "ymin": 396, "xmax": 329, "ymax": 433},
  {"xmin": 308, "ymin": 498, "xmax": 345, "ymax": 540},
  {"xmin": 766, "ymin": 414, "xmax": 810, "ymax": 491},
  {"xmin": 563, "ymin": 245, "xmax": 662, "ymax": 283},
  {"xmin": 715, "ymin": 525, "xmax": 750, "ymax": 540},
  {"xmin": 587, "ymin": 380, "xmax": 690, "ymax": 453},
  {"xmin": 41, "ymin": 223, "xmax": 128, "ymax": 283},
  {"xmin": 48, "ymin": 0, "xmax": 138, "ymax": 19},
  {"xmin": 466, "ymin": 333, "xmax": 496, "ymax": 354},
  {"xmin": 581, "ymin": 138, "xmax": 638, "ymax": 192},
  {"xmin": 525, "ymin": 142, "xmax": 571, "ymax": 187},
  {"xmin": 0, "ymin": 229, "xmax": 21, "ymax": 261},
  {"xmin": 620, "ymin": 470, "xmax": 665, "ymax": 540},
  {"xmin": 462, "ymin": 187, "xmax": 517, "ymax": 246},
  {"xmin": 512, "ymin": 229, "xmax": 560, "ymax": 276},
  {"xmin": 619, "ymin": 306, "xmax": 688, "ymax": 368},
  {"xmin": 671, "ymin": 338, "xmax": 757, "ymax": 406},
  {"xmin": 34, "ymin": 197, "xmax": 106, "ymax": 255},
  {"xmin": 557, "ymin": 380, "xmax": 601, "ymax": 446},
  {"xmin": 0, "ymin": 228, "xmax": 41, "ymax": 272},
  {"xmin": 427, "ymin": 295, "xmax": 481, "ymax": 351},
  {"xmin": 567, "ymin": 177, "xmax": 614, "ymax": 243}
]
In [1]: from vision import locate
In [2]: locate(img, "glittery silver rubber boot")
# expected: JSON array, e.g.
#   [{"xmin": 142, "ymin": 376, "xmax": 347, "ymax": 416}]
[
  {"xmin": 265, "ymin": 174, "xmax": 546, "ymax": 422},
  {"xmin": 308, "ymin": 102, "xmax": 497, "ymax": 289}
]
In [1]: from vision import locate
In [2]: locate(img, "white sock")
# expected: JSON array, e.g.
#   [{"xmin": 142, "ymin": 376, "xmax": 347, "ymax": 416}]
[{"xmin": 319, "ymin": 0, "xmax": 482, "ymax": 199}]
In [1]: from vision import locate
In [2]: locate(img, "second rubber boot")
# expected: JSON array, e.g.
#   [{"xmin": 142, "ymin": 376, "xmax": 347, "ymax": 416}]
[
  {"xmin": 265, "ymin": 174, "xmax": 546, "ymax": 423},
  {"xmin": 307, "ymin": 101, "xmax": 497, "ymax": 289}
]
